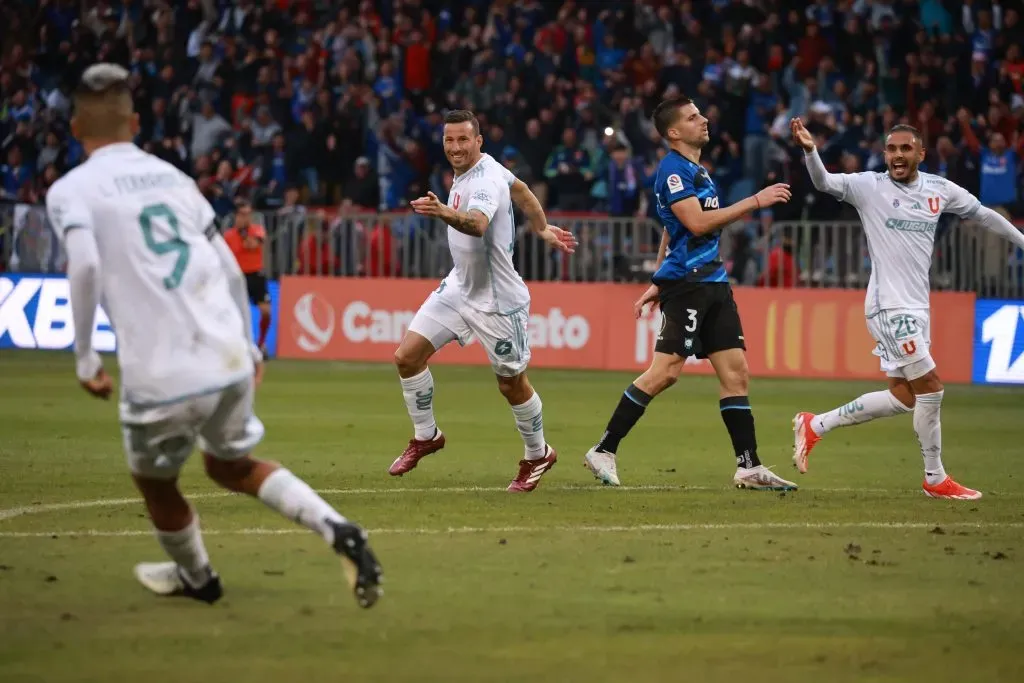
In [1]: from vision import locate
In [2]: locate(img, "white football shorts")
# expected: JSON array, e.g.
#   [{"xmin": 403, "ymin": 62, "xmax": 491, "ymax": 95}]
[
  {"xmin": 408, "ymin": 280, "xmax": 531, "ymax": 377},
  {"xmin": 865, "ymin": 308, "xmax": 935, "ymax": 380},
  {"xmin": 120, "ymin": 377, "xmax": 265, "ymax": 479}
]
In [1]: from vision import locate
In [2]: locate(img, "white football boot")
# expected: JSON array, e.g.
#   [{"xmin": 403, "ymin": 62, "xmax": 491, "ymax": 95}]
[
  {"xmin": 584, "ymin": 447, "xmax": 621, "ymax": 486},
  {"xmin": 134, "ymin": 561, "xmax": 223, "ymax": 604},
  {"xmin": 733, "ymin": 465, "xmax": 798, "ymax": 491}
]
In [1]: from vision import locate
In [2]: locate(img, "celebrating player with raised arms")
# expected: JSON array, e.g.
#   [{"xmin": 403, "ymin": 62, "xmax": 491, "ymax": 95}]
[
  {"xmin": 50, "ymin": 64, "xmax": 383, "ymax": 607},
  {"xmin": 791, "ymin": 118, "xmax": 1024, "ymax": 499}
]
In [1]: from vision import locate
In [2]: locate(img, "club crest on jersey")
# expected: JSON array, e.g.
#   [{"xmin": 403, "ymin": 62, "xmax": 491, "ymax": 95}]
[
  {"xmin": 666, "ymin": 173, "xmax": 684, "ymax": 194},
  {"xmin": 452, "ymin": 193, "xmax": 461, "ymax": 209},
  {"xmin": 892, "ymin": 199, "xmax": 900, "ymax": 208},
  {"xmin": 928, "ymin": 197, "xmax": 940, "ymax": 214}
]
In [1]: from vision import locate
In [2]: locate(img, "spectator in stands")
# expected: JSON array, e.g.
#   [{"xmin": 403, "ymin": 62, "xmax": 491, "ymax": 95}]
[
  {"xmin": 605, "ymin": 143, "xmax": 643, "ymax": 218},
  {"xmin": 757, "ymin": 235, "xmax": 799, "ymax": 289},
  {"xmin": 544, "ymin": 128, "xmax": 593, "ymax": 211},
  {"xmin": 297, "ymin": 214, "xmax": 339, "ymax": 277},
  {"xmin": 501, "ymin": 147, "xmax": 534, "ymax": 191},
  {"xmin": 248, "ymin": 105, "xmax": 282, "ymax": 151},
  {"xmin": 259, "ymin": 133, "xmax": 289, "ymax": 208},
  {"xmin": 2, "ymin": 146, "xmax": 32, "ymax": 200},
  {"xmin": 346, "ymin": 157, "xmax": 380, "ymax": 211},
  {"xmin": 190, "ymin": 99, "xmax": 231, "ymax": 160},
  {"xmin": 959, "ymin": 106, "xmax": 1023, "ymax": 216}
]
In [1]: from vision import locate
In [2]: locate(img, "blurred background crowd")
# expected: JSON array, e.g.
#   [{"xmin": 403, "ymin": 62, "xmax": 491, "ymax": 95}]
[{"xmin": 1, "ymin": 0, "xmax": 1023, "ymax": 288}]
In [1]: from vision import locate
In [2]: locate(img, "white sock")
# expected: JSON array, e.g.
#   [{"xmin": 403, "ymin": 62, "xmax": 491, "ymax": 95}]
[
  {"xmin": 511, "ymin": 392, "xmax": 547, "ymax": 460},
  {"xmin": 257, "ymin": 469, "xmax": 347, "ymax": 543},
  {"xmin": 400, "ymin": 368, "xmax": 438, "ymax": 440},
  {"xmin": 155, "ymin": 514, "xmax": 211, "ymax": 587},
  {"xmin": 812, "ymin": 390, "xmax": 912, "ymax": 436},
  {"xmin": 914, "ymin": 391, "xmax": 946, "ymax": 485}
]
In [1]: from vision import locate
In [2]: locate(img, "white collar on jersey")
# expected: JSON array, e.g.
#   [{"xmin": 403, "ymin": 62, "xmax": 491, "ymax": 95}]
[
  {"xmin": 87, "ymin": 141, "xmax": 140, "ymax": 159},
  {"xmin": 887, "ymin": 171, "xmax": 925, "ymax": 193}
]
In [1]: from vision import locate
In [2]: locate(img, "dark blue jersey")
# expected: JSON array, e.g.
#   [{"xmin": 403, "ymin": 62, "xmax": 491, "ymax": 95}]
[{"xmin": 652, "ymin": 150, "xmax": 728, "ymax": 284}]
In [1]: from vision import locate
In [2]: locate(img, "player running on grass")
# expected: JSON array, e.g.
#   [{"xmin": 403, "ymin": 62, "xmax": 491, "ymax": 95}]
[
  {"xmin": 583, "ymin": 96, "xmax": 798, "ymax": 491},
  {"xmin": 51, "ymin": 64, "xmax": 382, "ymax": 607},
  {"xmin": 390, "ymin": 109, "xmax": 577, "ymax": 492},
  {"xmin": 791, "ymin": 118, "xmax": 1024, "ymax": 499}
]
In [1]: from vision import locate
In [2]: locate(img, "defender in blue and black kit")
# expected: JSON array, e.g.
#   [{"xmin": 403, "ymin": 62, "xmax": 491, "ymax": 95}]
[
  {"xmin": 651, "ymin": 140, "xmax": 738, "ymax": 361},
  {"xmin": 583, "ymin": 96, "xmax": 800, "ymax": 492}
]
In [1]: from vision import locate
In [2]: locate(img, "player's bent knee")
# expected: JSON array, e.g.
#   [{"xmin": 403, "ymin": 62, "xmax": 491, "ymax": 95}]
[
  {"xmin": 720, "ymin": 370, "xmax": 748, "ymax": 395},
  {"xmin": 909, "ymin": 369, "xmax": 943, "ymax": 395},
  {"xmin": 203, "ymin": 453, "xmax": 256, "ymax": 489},
  {"xmin": 887, "ymin": 383, "xmax": 916, "ymax": 410},
  {"xmin": 641, "ymin": 357, "xmax": 683, "ymax": 394},
  {"xmin": 394, "ymin": 338, "xmax": 431, "ymax": 376},
  {"xmin": 717, "ymin": 365, "xmax": 749, "ymax": 395},
  {"xmin": 496, "ymin": 372, "xmax": 532, "ymax": 402}
]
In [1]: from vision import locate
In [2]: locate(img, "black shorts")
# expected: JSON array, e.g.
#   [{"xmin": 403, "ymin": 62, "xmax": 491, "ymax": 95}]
[
  {"xmin": 245, "ymin": 273, "xmax": 269, "ymax": 305},
  {"xmin": 654, "ymin": 282, "xmax": 745, "ymax": 359}
]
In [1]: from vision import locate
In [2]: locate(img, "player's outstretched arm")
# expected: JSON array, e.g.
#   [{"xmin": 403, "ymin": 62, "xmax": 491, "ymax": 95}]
[
  {"xmin": 509, "ymin": 179, "xmax": 577, "ymax": 253},
  {"xmin": 410, "ymin": 191, "xmax": 488, "ymax": 237},
  {"xmin": 791, "ymin": 117, "xmax": 846, "ymax": 198},
  {"xmin": 972, "ymin": 205, "xmax": 1024, "ymax": 250},
  {"xmin": 671, "ymin": 184, "xmax": 791, "ymax": 236},
  {"xmin": 64, "ymin": 228, "xmax": 112, "ymax": 399}
]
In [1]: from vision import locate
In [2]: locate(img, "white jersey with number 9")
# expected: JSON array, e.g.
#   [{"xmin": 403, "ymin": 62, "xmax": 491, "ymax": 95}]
[{"xmin": 45, "ymin": 142, "xmax": 253, "ymax": 408}]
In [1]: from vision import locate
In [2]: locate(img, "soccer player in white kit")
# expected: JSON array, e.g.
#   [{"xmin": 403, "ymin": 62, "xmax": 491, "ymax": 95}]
[
  {"xmin": 790, "ymin": 118, "xmax": 1024, "ymax": 499},
  {"xmin": 389, "ymin": 110, "xmax": 577, "ymax": 492},
  {"xmin": 51, "ymin": 64, "xmax": 382, "ymax": 606}
]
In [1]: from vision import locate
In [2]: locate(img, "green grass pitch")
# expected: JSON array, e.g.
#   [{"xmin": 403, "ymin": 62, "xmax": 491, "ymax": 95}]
[{"xmin": 1, "ymin": 351, "xmax": 1023, "ymax": 682}]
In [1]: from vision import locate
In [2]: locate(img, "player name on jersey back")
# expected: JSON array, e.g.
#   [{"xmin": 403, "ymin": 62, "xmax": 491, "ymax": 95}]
[{"xmin": 46, "ymin": 143, "xmax": 253, "ymax": 407}]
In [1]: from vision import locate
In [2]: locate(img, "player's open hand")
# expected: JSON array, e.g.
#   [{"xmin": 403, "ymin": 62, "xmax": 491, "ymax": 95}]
[
  {"xmin": 539, "ymin": 225, "xmax": 578, "ymax": 254},
  {"xmin": 79, "ymin": 367, "xmax": 113, "ymax": 400},
  {"xmin": 410, "ymin": 191, "xmax": 446, "ymax": 217},
  {"xmin": 634, "ymin": 284, "xmax": 660, "ymax": 319},
  {"xmin": 755, "ymin": 183, "xmax": 792, "ymax": 208},
  {"xmin": 790, "ymin": 118, "xmax": 815, "ymax": 151}
]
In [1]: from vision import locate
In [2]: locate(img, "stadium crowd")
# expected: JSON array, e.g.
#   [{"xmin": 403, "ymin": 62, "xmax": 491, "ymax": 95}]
[{"xmin": 2, "ymin": 0, "xmax": 1024, "ymax": 284}]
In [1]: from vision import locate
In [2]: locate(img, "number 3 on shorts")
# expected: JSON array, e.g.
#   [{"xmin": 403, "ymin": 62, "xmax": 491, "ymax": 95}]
[
  {"xmin": 138, "ymin": 203, "xmax": 190, "ymax": 290},
  {"xmin": 685, "ymin": 308, "xmax": 698, "ymax": 333}
]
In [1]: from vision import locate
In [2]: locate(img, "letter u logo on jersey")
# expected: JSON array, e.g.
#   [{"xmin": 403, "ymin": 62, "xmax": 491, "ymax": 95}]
[
  {"xmin": 927, "ymin": 197, "xmax": 940, "ymax": 214},
  {"xmin": 452, "ymin": 193, "xmax": 461, "ymax": 210},
  {"xmin": 902, "ymin": 340, "xmax": 917, "ymax": 356}
]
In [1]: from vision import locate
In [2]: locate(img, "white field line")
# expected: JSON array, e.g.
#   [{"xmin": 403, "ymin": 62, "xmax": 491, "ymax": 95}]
[
  {"xmin": 0, "ymin": 485, "xmax": 905, "ymax": 522},
  {"xmin": 1, "ymin": 521, "xmax": 1022, "ymax": 539}
]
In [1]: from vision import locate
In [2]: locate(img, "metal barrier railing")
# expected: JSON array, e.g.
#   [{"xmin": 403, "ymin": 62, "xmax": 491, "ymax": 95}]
[
  {"xmin": 2, "ymin": 200, "xmax": 1022, "ymax": 299},
  {"xmin": 259, "ymin": 210, "xmax": 666, "ymax": 283},
  {"xmin": 753, "ymin": 219, "xmax": 1024, "ymax": 298}
]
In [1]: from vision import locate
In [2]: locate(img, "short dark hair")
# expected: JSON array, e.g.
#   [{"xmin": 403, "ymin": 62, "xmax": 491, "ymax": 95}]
[
  {"xmin": 885, "ymin": 124, "xmax": 923, "ymax": 145},
  {"xmin": 444, "ymin": 109, "xmax": 480, "ymax": 136},
  {"xmin": 652, "ymin": 96, "xmax": 693, "ymax": 139}
]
